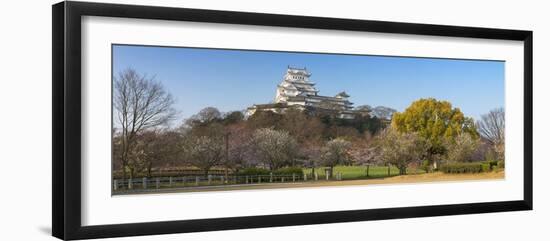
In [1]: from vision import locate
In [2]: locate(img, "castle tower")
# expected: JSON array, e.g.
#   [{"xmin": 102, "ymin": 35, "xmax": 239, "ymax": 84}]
[
  {"xmin": 335, "ymin": 91, "xmax": 353, "ymax": 110},
  {"xmin": 246, "ymin": 66, "xmax": 356, "ymax": 119},
  {"xmin": 274, "ymin": 66, "xmax": 318, "ymax": 103}
]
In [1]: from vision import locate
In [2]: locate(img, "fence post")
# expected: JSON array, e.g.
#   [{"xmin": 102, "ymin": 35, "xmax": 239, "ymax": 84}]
[
  {"xmin": 281, "ymin": 177, "xmax": 285, "ymax": 183},
  {"xmin": 246, "ymin": 176, "xmax": 249, "ymax": 184},
  {"xmin": 113, "ymin": 180, "xmax": 118, "ymax": 191},
  {"xmin": 128, "ymin": 178, "xmax": 133, "ymax": 189},
  {"xmin": 221, "ymin": 176, "xmax": 224, "ymax": 184},
  {"xmin": 258, "ymin": 175, "xmax": 262, "ymax": 184},
  {"xmin": 314, "ymin": 173, "xmax": 318, "ymax": 181},
  {"xmin": 292, "ymin": 174, "xmax": 296, "ymax": 182},
  {"xmin": 303, "ymin": 173, "xmax": 307, "ymax": 181},
  {"xmin": 326, "ymin": 169, "xmax": 330, "ymax": 180},
  {"xmin": 143, "ymin": 177, "xmax": 147, "ymax": 189},
  {"xmin": 208, "ymin": 175, "xmax": 212, "ymax": 185},
  {"xmin": 195, "ymin": 176, "xmax": 200, "ymax": 186},
  {"xmin": 169, "ymin": 177, "xmax": 173, "ymax": 187},
  {"xmin": 156, "ymin": 178, "xmax": 160, "ymax": 189},
  {"xmin": 270, "ymin": 173, "xmax": 273, "ymax": 183}
]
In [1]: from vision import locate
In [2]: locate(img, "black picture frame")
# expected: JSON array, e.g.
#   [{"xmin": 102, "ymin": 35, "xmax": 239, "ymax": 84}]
[{"xmin": 52, "ymin": 1, "xmax": 533, "ymax": 240}]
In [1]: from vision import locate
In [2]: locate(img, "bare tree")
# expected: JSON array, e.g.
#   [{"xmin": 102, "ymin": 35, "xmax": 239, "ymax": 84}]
[
  {"xmin": 181, "ymin": 135, "xmax": 225, "ymax": 177},
  {"xmin": 252, "ymin": 128, "xmax": 298, "ymax": 170},
  {"xmin": 138, "ymin": 130, "xmax": 182, "ymax": 177},
  {"xmin": 375, "ymin": 128, "xmax": 427, "ymax": 175},
  {"xmin": 321, "ymin": 138, "xmax": 352, "ymax": 178},
  {"xmin": 349, "ymin": 138, "xmax": 379, "ymax": 166},
  {"xmin": 222, "ymin": 122, "xmax": 254, "ymax": 173},
  {"xmin": 280, "ymin": 108, "xmax": 324, "ymax": 143},
  {"xmin": 114, "ymin": 68, "xmax": 176, "ymax": 181},
  {"xmin": 476, "ymin": 108, "xmax": 505, "ymax": 160},
  {"xmin": 444, "ymin": 132, "xmax": 480, "ymax": 163},
  {"xmin": 298, "ymin": 141, "xmax": 323, "ymax": 177},
  {"xmin": 185, "ymin": 107, "xmax": 222, "ymax": 126}
]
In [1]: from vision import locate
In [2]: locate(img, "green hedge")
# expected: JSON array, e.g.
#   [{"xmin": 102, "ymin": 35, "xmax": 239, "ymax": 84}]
[
  {"xmin": 481, "ymin": 163, "xmax": 491, "ymax": 172},
  {"xmin": 112, "ymin": 169, "xmax": 227, "ymax": 179},
  {"xmin": 237, "ymin": 167, "xmax": 304, "ymax": 176},
  {"xmin": 421, "ymin": 160, "xmax": 431, "ymax": 172},
  {"xmin": 273, "ymin": 167, "xmax": 304, "ymax": 176},
  {"xmin": 237, "ymin": 167, "xmax": 271, "ymax": 176},
  {"xmin": 484, "ymin": 160, "xmax": 498, "ymax": 169},
  {"xmin": 440, "ymin": 162, "xmax": 493, "ymax": 174}
]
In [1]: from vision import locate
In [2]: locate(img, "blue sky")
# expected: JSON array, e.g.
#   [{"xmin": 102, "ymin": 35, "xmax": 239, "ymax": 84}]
[{"xmin": 113, "ymin": 44, "xmax": 504, "ymax": 122}]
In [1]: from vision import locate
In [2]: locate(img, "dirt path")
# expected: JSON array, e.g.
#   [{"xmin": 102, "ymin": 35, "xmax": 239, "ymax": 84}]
[{"xmin": 114, "ymin": 171, "xmax": 504, "ymax": 195}]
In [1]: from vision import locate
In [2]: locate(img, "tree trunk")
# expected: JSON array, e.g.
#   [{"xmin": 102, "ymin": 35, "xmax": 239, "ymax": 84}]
[
  {"xmin": 121, "ymin": 148, "xmax": 127, "ymax": 183},
  {"xmin": 121, "ymin": 160, "xmax": 127, "ymax": 183},
  {"xmin": 120, "ymin": 134, "xmax": 129, "ymax": 184},
  {"xmin": 128, "ymin": 168, "xmax": 134, "ymax": 189},
  {"xmin": 128, "ymin": 167, "xmax": 134, "ymax": 181},
  {"xmin": 147, "ymin": 162, "xmax": 152, "ymax": 178},
  {"xmin": 224, "ymin": 167, "xmax": 228, "ymax": 183},
  {"xmin": 225, "ymin": 133, "xmax": 229, "ymax": 182}
]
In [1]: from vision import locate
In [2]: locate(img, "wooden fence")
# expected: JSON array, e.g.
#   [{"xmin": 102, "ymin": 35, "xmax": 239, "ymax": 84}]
[{"xmin": 113, "ymin": 172, "xmax": 344, "ymax": 191}]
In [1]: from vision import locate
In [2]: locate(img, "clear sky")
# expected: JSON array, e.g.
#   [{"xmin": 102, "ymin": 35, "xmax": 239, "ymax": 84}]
[{"xmin": 113, "ymin": 44, "xmax": 504, "ymax": 122}]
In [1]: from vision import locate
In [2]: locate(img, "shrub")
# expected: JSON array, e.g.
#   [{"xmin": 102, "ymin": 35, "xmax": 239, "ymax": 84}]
[
  {"xmin": 420, "ymin": 160, "xmax": 431, "ymax": 172},
  {"xmin": 273, "ymin": 167, "xmax": 304, "ymax": 176},
  {"xmin": 497, "ymin": 161, "xmax": 505, "ymax": 169},
  {"xmin": 237, "ymin": 167, "xmax": 270, "ymax": 176},
  {"xmin": 439, "ymin": 162, "xmax": 489, "ymax": 174},
  {"xmin": 481, "ymin": 163, "xmax": 491, "ymax": 172},
  {"xmin": 484, "ymin": 160, "xmax": 498, "ymax": 170}
]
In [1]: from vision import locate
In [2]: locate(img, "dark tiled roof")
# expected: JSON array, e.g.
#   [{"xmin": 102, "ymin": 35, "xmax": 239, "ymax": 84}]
[
  {"xmin": 250, "ymin": 103, "xmax": 289, "ymax": 109},
  {"xmin": 335, "ymin": 91, "xmax": 350, "ymax": 98}
]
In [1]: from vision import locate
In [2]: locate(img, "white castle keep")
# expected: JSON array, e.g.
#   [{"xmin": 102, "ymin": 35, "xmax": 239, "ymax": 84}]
[{"xmin": 246, "ymin": 66, "xmax": 356, "ymax": 119}]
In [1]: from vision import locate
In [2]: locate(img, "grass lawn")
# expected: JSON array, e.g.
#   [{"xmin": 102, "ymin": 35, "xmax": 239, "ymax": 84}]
[{"xmin": 303, "ymin": 165, "xmax": 426, "ymax": 180}]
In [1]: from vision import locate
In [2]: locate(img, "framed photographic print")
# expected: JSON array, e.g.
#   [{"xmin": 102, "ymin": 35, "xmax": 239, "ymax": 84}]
[{"xmin": 52, "ymin": 1, "xmax": 533, "ymax": 240}]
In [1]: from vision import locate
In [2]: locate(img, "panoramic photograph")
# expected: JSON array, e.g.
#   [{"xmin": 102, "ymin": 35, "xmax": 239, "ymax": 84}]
[{"xmin": 111, "ymin": 44, "xmax": 505, "ymax": 195}]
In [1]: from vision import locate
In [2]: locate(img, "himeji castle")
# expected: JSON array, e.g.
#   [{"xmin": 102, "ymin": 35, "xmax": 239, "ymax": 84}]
[{"xmin": 246, "ymin": 66, "xmax": 358, "ymax": 119}]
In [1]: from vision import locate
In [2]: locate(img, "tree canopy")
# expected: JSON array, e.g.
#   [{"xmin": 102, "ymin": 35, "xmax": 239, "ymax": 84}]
[
  {"xmin": 375, "ymin": 128, "xmax": 427, "ymax": 174},
  {"xmin": 251, "ymin": 128, "xmax": 298, "ymax": 170},
  {"xmin": 391, "ymin": 98, "xmax": 478, "ymax": 162},
  {"xmin": 320, "ymin": 138, "xmax": 352, "ymax": 177},
  {"xmin": 444, "ymin": 132, "xmax": 480, "ymax": 162}
]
